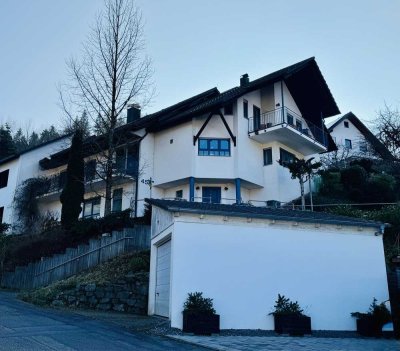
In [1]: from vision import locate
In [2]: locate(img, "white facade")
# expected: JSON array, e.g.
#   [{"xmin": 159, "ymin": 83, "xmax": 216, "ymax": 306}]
[
  {"xmin": 148, "ymin": 207, "xmax": 389, "ymax": 331},
  {"xmin": 328, "ymin": 116, "xmax": 370, "ymax": 157},
  {"xmin": 136, "ymin": 79, "xmax": 330, "ymax": 213},
  {"xmin": 1, "ymin": 60, "xmax": 339, "ymax": 223},
  {"xmin": 0, "ymin": 137, "xmax": 71, "ymax": 226}
]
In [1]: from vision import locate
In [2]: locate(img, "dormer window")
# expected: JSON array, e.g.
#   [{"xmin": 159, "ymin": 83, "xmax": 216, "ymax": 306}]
[{"xmin": 344, "ymin": 121, "xmax": 349, "ymax": 128}]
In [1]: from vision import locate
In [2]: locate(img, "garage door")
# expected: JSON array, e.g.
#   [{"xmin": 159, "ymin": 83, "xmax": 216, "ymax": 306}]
[{"xmin": 155, "ymin": 240, "xmax": 171, "ymax": 317}]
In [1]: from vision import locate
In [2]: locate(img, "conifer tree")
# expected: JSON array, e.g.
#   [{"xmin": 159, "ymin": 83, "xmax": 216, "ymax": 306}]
[
  {"xmin": 0, "ymin": 124, "xmax": 16, "ymax": 160},
  {"xmin": 60, "ymin": 130, "xmax": 85, "ymax": 229}
]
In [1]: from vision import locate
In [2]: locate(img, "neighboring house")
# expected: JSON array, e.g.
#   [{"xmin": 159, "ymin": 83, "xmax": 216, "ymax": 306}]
[
  {"xmin": 0, "ymin": 135, "xmax": 71, "ymax": 226},
  {"xmin": 1, "ymin": 57, "xmax": 340, "ymax": 226},
  {"xmin": 327, "ymin": 112, "xmax": 393, "ymax": 160},
  {"xmin": 147, "ymin": 198, "xmax": 389, "ymax": 331}
]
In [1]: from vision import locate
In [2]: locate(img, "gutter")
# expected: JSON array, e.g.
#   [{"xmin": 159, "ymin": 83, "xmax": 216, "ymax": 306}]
[
  {"xmin": 147, "ymin": 202, "xmax": 384, "ymax": 230},
  {"xmin": 134, "ymin": 132, "xmax": 148, "ymax": 218}
]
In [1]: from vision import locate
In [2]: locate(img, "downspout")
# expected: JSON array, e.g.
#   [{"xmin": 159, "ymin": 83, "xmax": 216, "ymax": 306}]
[
  {"xmin": 134, "ymin": 131, "xmax": 148, "ymax": 218},
  {"xmin": 280, "ymin": 81, "xmax": 285, "ymax": 123}
]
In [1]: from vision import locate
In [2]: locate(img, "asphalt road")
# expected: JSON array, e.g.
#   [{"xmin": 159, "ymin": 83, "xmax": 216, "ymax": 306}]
[{"xmin": 0, "ymin": 291, "xmax": 206, "ymax": 351}]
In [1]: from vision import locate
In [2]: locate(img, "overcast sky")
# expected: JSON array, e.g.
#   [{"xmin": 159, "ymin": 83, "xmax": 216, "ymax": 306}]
[{"xmin": 0, "ymin": 0, "xmax": 399, "ymax": 131}]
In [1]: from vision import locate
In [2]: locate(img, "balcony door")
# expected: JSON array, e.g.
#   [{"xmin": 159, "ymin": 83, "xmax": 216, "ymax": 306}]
[
  {"xmin": 202, "ymin": 187, "xmax": 221, "ymax": 204},
  {"xmin": 253, "ymin": 106, "xmax": 261, "ymax": 131}
]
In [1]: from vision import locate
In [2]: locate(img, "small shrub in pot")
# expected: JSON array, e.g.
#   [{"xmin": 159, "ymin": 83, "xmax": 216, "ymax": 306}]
[
  {"xmin": 182, "ymin": 292, "xmax": 219, "ymax": 335},
  {"xmin": 269, "ymin": 294, "xmax": 311, "ymax": 336},
  {"xmin": 351, "ymin": 298, "xmax": 391, "ymax": 337}
]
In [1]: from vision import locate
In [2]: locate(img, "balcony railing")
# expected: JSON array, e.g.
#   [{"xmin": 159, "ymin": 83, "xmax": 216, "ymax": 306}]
[
  {"xmin": 37, "ymin": 165, "xmax": 138, "ymax": 197},
  {"xmin": 248, "ymin": 107, "xmax": 328, "ymax": 147}
]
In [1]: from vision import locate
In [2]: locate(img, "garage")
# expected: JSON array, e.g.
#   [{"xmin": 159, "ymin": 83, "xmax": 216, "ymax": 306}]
[{"xmin": 147, "ymin": 199, "xmax": 390, "ymax": 331}]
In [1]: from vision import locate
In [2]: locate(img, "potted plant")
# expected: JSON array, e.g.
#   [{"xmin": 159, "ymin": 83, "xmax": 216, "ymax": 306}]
[
  {"xmin": 269, "ymin": 294, "xmax": 311, "ymax": 336},
  {"xmin": 182, "ymin": 292, "xmax": 220, "ymax": 335},
  {"xmin": 351, "ymin": 298, "xmax": 391, "ymax": 337}
]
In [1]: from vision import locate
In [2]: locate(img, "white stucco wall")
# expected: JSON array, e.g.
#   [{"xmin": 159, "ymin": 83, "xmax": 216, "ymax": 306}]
[
  {"xmin": 330, "ymin": 118, "xmax": 367, "ymax": 155},
  {"xmin": 149, "ymin": 212, "xmax": 389, "ymax": 331},
  {"xmin": 0, "ymin": 158, "xmax": 20, "ymax": 224}
]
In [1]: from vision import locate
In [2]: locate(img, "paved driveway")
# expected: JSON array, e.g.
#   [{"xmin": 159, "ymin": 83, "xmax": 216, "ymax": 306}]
[
  {"xmin": 170, "ymin": 335, "xmax": 400, "ymax": 351},
  {"xmin": 0, "ymin": 292, "xmax": 205, "ymax": 351}
]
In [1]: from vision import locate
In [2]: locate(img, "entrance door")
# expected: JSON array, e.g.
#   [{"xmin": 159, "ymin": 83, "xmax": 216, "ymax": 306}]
[
  {"xmin": 155, "ymin": 240, "xmax": 171, "ymax": 317},
  {"xmin": 202, "ymin": 187, "xmax": 221, "ymax": 204}
]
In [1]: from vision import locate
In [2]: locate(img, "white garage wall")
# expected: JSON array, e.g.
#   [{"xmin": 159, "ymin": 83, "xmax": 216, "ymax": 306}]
[{"xmin": 168, "ymin": 218, "xmax": 388, "ymax": 331}]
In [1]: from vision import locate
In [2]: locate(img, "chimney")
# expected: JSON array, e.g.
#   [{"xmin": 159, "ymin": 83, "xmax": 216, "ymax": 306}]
[
  {"xmin": 127, "ymin": 104, "xmax": 141, "ymax": 123},
  {"xmin": 240, "ymin": 73, "xmax": 249, "ymax": 87}
]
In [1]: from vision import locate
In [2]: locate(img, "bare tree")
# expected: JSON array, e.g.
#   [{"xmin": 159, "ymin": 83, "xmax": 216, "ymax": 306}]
[
  {"xmin": 374, "ymin": 104, "xmax": 400, "ymax": 160},
  {"xmin": 61, "ymin": 0, "xmax": 153, "ymax": 216}
]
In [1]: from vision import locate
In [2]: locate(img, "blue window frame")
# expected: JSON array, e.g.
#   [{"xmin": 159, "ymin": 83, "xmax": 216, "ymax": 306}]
[{"xmin": 198, "ymin": 138, "xmax": 230, "ymax": 156}]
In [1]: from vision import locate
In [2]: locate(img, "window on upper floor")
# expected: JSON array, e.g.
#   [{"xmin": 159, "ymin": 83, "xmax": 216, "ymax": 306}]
[
  {"xmin": 85, "ymin": 160, "xmax": 97, "ymax": 182},
  {"xmin": 359, "ymin": 141, "xmax": 368, "ymax": 153},
  {"xmin": 224, "ymin": 103, "xmax": 233, "ymax": 115},
  {"xmin": 345, "ymin": 139, "xmax": 352, "ymax": 149},
  {"xmin": 0, "ymin": 206, "xmax": 3, "ymax": 223},
  {"xmin": 243, "ymin": 100, "xmax": 248, "ymax": 119},
  {"xmin": 175, "ymin": 190, "xmax": 183, "ymax": 199},
  {"xmin": 279, "ymin": 148, "xmax": 296, "ymax": 163},
  {"xmin": 0, "ymin": 170, "xmax": 9, "ymax": 189},
  {"xmin": 58, "ymin": 171, "xmax": 67, "ymax": 190},
  {"xmin": 83, "ymin": 197, "xmax": 101, "ymax": 218},
  {"xmin": 263, "ymin": 148, "xmax": 273, "ymax": 166},
  {"xmin": 296, "ymin": 119, "xmax": 302, "ymax": 131},
  {"xmin": 287, "ymin": 114, "xmax": 294, "ymax": 126},
  {"xmin": 198, "ymin": 138, "xmax": 230, "ymax": 157},
  {"xmin": 112, "ymin": 188, "xmax": 123, "ymax": 212},
  {"xmin": 344, "ymin": 121, "xmax": 349, "ymax": 128}
]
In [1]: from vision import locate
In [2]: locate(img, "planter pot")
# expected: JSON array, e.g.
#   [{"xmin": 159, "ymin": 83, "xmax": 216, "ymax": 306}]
[
  {"xmin": 182, "ymin": 311, "xmax": 220, "ymax": 335},
  {"xmin": 356, "ymin": 317, "xmax": 382, "ymax": 337},
  {"xmin": 274, "ymin": 314, "xmax": 311, "ymax": 336}
]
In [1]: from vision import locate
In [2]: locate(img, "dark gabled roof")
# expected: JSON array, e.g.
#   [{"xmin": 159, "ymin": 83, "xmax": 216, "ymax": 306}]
[
  {"xmin": 146, "ymin": 199, "xmax": 383, "ymax": 229},
  {"xmin": 0, "ymin": 134, "xmax": 72, "ymax": 167},
  {"xmin": 328, "ymin": 112, "xmax": 394, "ymax": 160},
  {"xmin": 39, "ymin": 130, "xmax": 142, "ymax": 170},
  {"xmin": 146, "ymin": 57, "xmax": 340, "ymax": 136}
]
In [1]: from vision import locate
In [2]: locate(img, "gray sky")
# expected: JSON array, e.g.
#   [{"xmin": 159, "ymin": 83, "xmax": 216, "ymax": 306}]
[{"xmin": 0, "ymin": 0, "xmax": 399, "ymax": 131}]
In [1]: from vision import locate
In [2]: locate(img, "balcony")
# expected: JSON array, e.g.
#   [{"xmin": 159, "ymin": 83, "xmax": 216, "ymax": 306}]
[
  {"xmin": 248, "ymin": 107, "xmax": 328, "ymax": 155},
  {"xmin": 37, "ymin": 165, "xmax": 138, "ymax": 201}
]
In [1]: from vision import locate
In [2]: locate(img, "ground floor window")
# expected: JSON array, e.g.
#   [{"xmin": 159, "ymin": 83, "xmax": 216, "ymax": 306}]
[
  {"xmin": 345, "ymin": 139, "xmax": 352, "ymax": 149},
  {"xmin": 83, "ymin": 197, "xmax": 101, "ymax": 218},
  {"xmin": 263, "ymin": 148, "xmax": 272, "ymax": 166},
  {"xmin": 279, "ymin": 148, "xmax": 296, "ymax": 163},
  {"xmin": 112, "ymin": 188, "xmax": 123, "ymax": 212}
]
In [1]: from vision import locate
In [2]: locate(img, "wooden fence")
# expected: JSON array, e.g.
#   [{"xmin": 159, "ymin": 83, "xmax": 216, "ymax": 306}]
[{"xmin": 1, "ymin": 225, "xmax": 150, "ymax": 290}]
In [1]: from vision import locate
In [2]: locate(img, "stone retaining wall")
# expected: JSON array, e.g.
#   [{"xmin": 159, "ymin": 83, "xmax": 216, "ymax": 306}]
[{"xmin": 51, "ymin": 272, "xmax": 149, "ymax": 314}]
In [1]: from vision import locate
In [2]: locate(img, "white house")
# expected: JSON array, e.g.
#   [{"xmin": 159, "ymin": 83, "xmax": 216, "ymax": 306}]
[
  {"xmin": 1, "ymin": 57, "xmax": 340, "ymax": 227},
  {"xmin": 147, "ymin": 198, "xmax": 390, "ymax": 331},
  {"xmin": 32, "ymin": 57, "xmax": 340, "ymax": 221},
  {"xmin": 0, "ymin": 136, "xmax": 71, "ymax": 226},
  {"xmin": 327, "ymin": 112, "xmax": 393, "ymax": 160}
]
